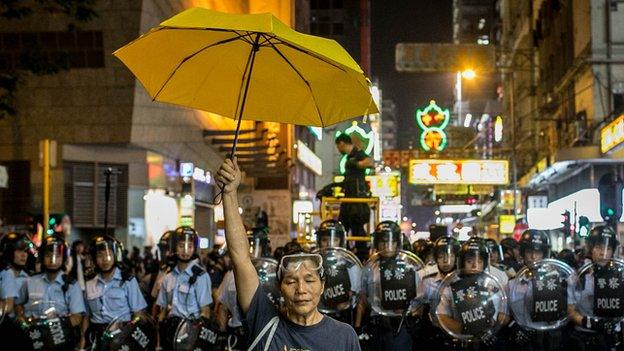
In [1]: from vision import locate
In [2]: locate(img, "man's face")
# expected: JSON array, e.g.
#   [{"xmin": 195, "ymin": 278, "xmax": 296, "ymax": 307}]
[
  {"xmin": 490, "ymin": 250, "xmax": 500, "ymax": 265},
  {"xmin": 44, "ymin": 251, "xmax": 62, "ymax": 271},
  {"xmin": 436, "ymin": 252, "xmax": 455, "ymax": 273},
  {"xmin": 335, "ymin": 141, "xmax": 349, "ymax": 155},
  {"xmin": 13, "ymin": 249, "xmax": 28, "ymax": 267},
  {"xmin": 75, "ymin": 243, "xmax": 85, "ymax": 255},
  {"xmin": 96, "ymin": 248, "xmax": 115, "ymax": 272},
  {"xmin": 591, "ymin": 244, "xmax": 614, "ymax": 263},
  {"xmin": 377, "ymin": 237, "xmax": 397, "ymax": 255},
  {"xmin": 319, "ymin": 236, "xmax": 341, "ymax": 249},
  {"xmin": 523, "ymin": 249, "xmax": 544, "ymax": 267},
  {"xmin": 513, "ymin": 247, "xmax": 522, "ymax": 261},
  {"xmin": 280, "ymin": 260, "xmax": 324, "ymax": 318},
  {"xmin": 463, "ymin": 256, "xmax": 484, "ymax": 274},
  {"xmin": 177, "ymin": 240, "xmax": 194, "ymax": 261}
]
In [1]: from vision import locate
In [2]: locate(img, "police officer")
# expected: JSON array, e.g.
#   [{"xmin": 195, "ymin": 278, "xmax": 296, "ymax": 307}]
[
  {"xmin": 315, "ymin": 219, "xmax": 362, "ymax": 324},
  {"xmin": 419, "ymin": 236, "xmax": 460, "ymax": 349},
  {"xmin": 355, "ymin": 221, "xmax": 420, "ymax": 350},
  {"xmin": 413, "ymin": 238, "xmax": 438, "ymax": 280},
  {"xmin": 501, "ymin": 237, "xmax": 522, "ymax": 274},
  {"xmin": 17, "ymin": 234, "xmax": 85, "ymax": 348},
  {"xmin": 506, "ymin": 230, "xmax": 568, "ymax": 351},
  {"xmin": 0, "ymin": 232, "xmax": 35, "ymax": 344},
  {"xmin": 483, "ymin": 238, "xmax": 510, "ymax": 287},
  {"xmin": 435, "ymin": 237, "xmax": 508, "ymax": 349},
  {"xmin": 83, "ymin": 235, "xmax": 148, "ymax": 349},
  {"xmin": 156, "ymin": 226, "xmax": 213, "ymax": 351},
  {"xmin": 568, "ymin": 225, "xmax": 621, "ymax": 351}
]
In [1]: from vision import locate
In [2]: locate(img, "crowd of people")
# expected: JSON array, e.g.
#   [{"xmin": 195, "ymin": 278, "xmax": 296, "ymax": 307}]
[{"xmin": 0, "ymin": 159, "xmax": 621, "ymax": 351}]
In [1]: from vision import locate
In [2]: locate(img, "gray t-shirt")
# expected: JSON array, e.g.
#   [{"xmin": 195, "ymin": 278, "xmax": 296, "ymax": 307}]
[{"xmin": 244, "ymin": 285, "xmax": 361, "ymax": 351}]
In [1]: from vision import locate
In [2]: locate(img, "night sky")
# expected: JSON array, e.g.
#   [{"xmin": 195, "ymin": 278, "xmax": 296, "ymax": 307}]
[{"xmin": 371, "ymin": 0, "xmax": 455, "ymax": 149}]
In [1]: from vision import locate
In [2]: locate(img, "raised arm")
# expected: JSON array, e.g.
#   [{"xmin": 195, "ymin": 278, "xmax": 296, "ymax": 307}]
[{"xmin": 216, "ymin": 158, "xmax": 259, "ymax": 314}]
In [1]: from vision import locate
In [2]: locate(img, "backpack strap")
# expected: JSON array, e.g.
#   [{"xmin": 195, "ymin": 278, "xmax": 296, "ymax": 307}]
[{"xmin": 247, "ymin": 316, "xmax": 279, "ymax": 351}]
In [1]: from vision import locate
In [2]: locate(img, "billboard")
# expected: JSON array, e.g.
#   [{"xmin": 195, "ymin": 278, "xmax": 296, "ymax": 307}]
[{"xmin": 408, "ymin": 159, "xmax": 509, "ymax": 185}]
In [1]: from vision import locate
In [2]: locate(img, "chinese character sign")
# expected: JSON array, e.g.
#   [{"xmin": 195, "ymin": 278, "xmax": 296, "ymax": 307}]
[
  {"xmin": 408, "ymin": 159, "xmax": 509, "ymax": 185},
  {"xmin": 415, "ymin": 100, "xmax": 450, "ymax": 152}
]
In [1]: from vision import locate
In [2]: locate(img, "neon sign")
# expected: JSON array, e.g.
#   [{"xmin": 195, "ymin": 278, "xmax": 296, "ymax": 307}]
[
  {"xmin": 415, "ymin": 100, "xmax": 450, "ymax": 151},
  {"xmin": 601, "ymin": 113, "xmax": 624, "ymax": 153},
  {"xmin": 336, "ymin": 122, "xmax": 374, "ymax": 174},
  {"xmin": 408, "ymin": 159, "xmax": 509, "ymax": 185}
]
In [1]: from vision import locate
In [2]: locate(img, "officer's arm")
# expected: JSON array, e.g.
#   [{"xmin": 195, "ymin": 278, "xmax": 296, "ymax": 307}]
[
  {"xmin": 69, "ymin": 313, "xmax": 82, "ymax": 327},
  {"xmin": 437, "ymin": 314, "xmax": 461, "ymax": 334},
  {"xmin": 200, "ymin": 305, "xmax": 211, "ymax": 318},
  {"xmin": 2, "ymin": 297, "xmax": 14, "ymax": 315},
  {"xmin": 357, "ymin": 156, "xmax": 374, "ymax": 169},
  {"xmin": 216, "ymin": 302, "xmax": 229, "ymax": 332},
  {"xmin": 568, "ymin": 304, "xmax": 584, "ymax": 326},
  {"xmin": 79, "ymin": 318, "xmax": 89, "ymax": 350},
  {"xmin": 354, "ymin": 291, "xmax": 367, "ymax": 328},
  {"xmin": 217, "ymin": 158, "xmax": 259, "ymax": 314}
]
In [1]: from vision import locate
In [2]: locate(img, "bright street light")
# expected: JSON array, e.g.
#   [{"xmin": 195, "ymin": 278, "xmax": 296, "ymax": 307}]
[{"xmin": 461, "ymin": 69, "xmax": 476, "ymax": 80}]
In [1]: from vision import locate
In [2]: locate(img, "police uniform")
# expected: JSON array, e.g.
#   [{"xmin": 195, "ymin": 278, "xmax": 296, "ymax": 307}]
[
  {"xmin": 218, "ymin": 270, "xmax": 245, "ymax": 350},
  {"xmin": 361, "ymin": 262, "xmax": 423, "ymax": 350},
  {"xmin": 489, "ymin": 265, "xmax": 509, "ymax": 288},
  {"xmin": 85, "ymin": 267, "xmax": 147, "ymax": 324},
  {"xmin": 20, "ymin": 272, "xmax": 85, "ymax": 317},
  {"xmin": 0, "ymin": 268, "xmax": 26, "ymax": 305},
  {"xmin": 156, "ymin": 259, "xmax": 213, "ymax": 318}
]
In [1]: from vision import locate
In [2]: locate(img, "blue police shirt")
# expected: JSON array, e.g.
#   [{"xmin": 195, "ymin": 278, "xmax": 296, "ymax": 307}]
[
  {"xmin": 0, "ymin": 268, "xmax": 19, "ymax": 299},
  {"xmin": 156, "ymin": 261, "xmax": 212, "ymax": 318},
  {"xmin": 85, "ymin": 268, "xmax": 147, "ymax": 324},
  {"xmin": 20, "ymin": 272, "xmax": 86, "ymax": 317}
]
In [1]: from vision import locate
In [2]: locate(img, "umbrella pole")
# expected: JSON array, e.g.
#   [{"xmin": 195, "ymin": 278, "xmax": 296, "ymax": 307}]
[{"xmin": 228, "ymin": 33, "xmax": 261, "ymax": 159}]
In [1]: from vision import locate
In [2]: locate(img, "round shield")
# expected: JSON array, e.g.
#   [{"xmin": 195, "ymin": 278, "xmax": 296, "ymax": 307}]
[
  {"xmin": 509, "ymin": 259, "xmax": 574, "ymax": 330},
  {"xmin": 252, "ymin": 257, "xmax": 281, "ymax": 306},
  {"xmin": 174, "ymin": 317, "xmax": 219, "ymax": 351},
  {"xmin": 22, "ymin": 300, "xmax": 76, "ymax": 350},
  {"xmin": 572, "ymin": 258, "xmax": 624, "ymax": 321},
  {"xmin": 100, "ymin": 313, "xmax": 157, "ymax": 350},
  {"xmin": 363, "ymin": 250, "xmax": 424, "ymax": 317},
  {"xmin": 432, "ymin": 270, "xmax": 508, "ymax": 341},
  {"xmin": 313, "ymin": 247, "xmax": 363, "ymax": 313}
]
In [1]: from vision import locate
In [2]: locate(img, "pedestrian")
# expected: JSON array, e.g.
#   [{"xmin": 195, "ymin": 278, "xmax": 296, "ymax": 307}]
[{"xmin": 216, "ymin": 158, "xmax": 360, "ymax": 350}]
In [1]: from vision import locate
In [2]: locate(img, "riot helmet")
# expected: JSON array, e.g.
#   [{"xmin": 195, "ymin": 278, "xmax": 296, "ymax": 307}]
[
  {"xmin": 412, "ymin": 238, "xmax": 434, "ymax": 264},
  {"xmin": 519, "ymin": 229, "xmax": 550, "ymax": 266},
  {"xmin": 500, "ymin": 237, "xmax": 520, "ymax": 261},
  {"xmin": 1, "ymin": 232, "xmax": 34, "ymax": 270},
  {"xmin": 316, "ymin": 219, "xmax": 346, "ymax": 249},
  {"xmin": 157, "ymin": 230, "xmax": 175, "ymax": 268},
  {"xmin": 433, "ymin": 236, "xmax": 459, "ymax": 274},
  {"xmin": 458, "ymin": 237, "xmax": 489, "ymax": 275},
  {"xmin": 587, "ymin": 225, "xmax": 619, "ymax": 262},
  {"xmin": 90, "ymin": 235, "xmax": 123, "ymax": 273},
  {"xmin": 248, "ymin": 227, "xmax": 271, "ymax": 258},
  {"xmin": 372, "ymin": 221, "xmax": 402, "ymax": 254},
  {"xmin": 173, "ymin": 226, "xmax": 199, "ymax": 263},
  {"xmin": 484, "ymin": 238, "xmax": 504, "ymax": 265},
  {"xmin": 39, "ymin": 234, "xmax": 68, "ymax": 272}
]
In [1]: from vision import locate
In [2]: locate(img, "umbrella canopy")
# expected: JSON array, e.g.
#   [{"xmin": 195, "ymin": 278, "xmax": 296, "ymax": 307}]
[{"xmin": 113, "ymin": 7, "xmax": 377, "ymax": 129}]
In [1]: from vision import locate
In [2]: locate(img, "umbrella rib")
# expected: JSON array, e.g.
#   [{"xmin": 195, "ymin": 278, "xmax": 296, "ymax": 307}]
[
  {"xmin": 266, "ymin": 38, "xmax": 326, "ymax": 128},
  {"xmin": 272, "ymin": 40, "xmax": 347, "ymax": 73},
  {"xmin": 152, "ymin": 32, "xmax": 255, "ymax": 102}
]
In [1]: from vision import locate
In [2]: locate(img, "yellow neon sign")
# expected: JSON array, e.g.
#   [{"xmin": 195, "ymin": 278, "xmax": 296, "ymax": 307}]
[
  {"xmin": 601, "ymin": 113, "xmax": 624, "ymax": 153},
  {"xmin": 408, "ymin": 159, "xmax": 509, "ymax": 185}
]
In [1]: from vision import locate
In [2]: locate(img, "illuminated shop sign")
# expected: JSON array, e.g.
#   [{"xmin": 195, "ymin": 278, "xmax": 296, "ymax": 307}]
[
  {"xmin": 296, "ymin": 140, "xmax": 322, "ymax": 176},
  {"xmin": 415, "ymin": 100, "xmax": 450, "ymax": 152},
  {"xmin": 408, "ymin": 159, "xmax": 509, "ymax": 185},
  {"xmin": 601, "ymin": 113, "xmax": 624, "ymax": 153}
]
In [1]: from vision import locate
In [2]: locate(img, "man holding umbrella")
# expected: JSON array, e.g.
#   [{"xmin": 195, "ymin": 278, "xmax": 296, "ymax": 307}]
[{"xmin": 216, "ymin": 158, "xmax": 360, "ymax": 350}]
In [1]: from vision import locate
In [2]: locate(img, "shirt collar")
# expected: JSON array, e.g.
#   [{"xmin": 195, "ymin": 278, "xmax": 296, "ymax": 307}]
[
  {"xmin": 97, "ymin": 267, "xmax": 121, "ymax": 283},
  {"xmin": 174, "ymin": 260, "xmax": 197, "ymax": 276},
  {"xmin": 43, "ymin": 272, "xmax": 65, "ymax": 285}
]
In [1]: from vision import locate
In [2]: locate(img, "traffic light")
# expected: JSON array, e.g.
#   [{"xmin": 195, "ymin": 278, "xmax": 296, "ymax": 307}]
[
  {"xmin": 578, "ymin": 216, "xmax": 590, "ymax": 237},
  {"xmin": 47, "ymin": 213, "xmax": 64, "ymax": 235},
  {"xmin": 561, "ymin": 210, "xmax": 571, "ymax": 236},
  {"xmin": 598, "ymin": 173, "xmax": 623, "ymax": 223}
]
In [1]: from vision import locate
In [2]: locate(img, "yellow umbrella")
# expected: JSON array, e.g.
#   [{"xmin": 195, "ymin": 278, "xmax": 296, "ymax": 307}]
[{"xmin": 114, "ymin": 7, "xmax": 378, "ymax": 156}]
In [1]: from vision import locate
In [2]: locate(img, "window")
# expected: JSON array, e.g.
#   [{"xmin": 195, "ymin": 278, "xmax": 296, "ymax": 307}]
[
  {"xmin": 0, "ymin": 30, "xmax": 104, "ymax": 70},
  {"xmin": 64, "ymin": 162, "xmax": 128, "ymax": 228},
  {"xmin": 332, "ymin": 23, "xmax": 344, "ymax": 35}
]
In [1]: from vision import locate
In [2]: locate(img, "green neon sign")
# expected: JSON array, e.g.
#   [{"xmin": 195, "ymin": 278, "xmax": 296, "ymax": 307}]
[{"xmin": 415, "ymin": 100, "xmax": 450, "ymax": 152}]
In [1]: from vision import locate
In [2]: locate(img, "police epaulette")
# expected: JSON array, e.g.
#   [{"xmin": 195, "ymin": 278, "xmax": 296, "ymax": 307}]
[
  {"xmin": 424, "ymin": 271, "xmax": 437, "ymax": 279},
  {"xmin": 189, "ymin": 265, "xmax": 206, "ymax": 286},
  {"xmin": 120, "ymin": 269, "xmax": 135, "ymax": 282}
]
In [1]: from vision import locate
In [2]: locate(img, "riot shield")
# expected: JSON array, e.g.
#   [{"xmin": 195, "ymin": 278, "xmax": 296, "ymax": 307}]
[
  {"xmin": 100, "ymin": 313, "xmax": 157, "ymax": 350},
  {"xmin": 20, "ymin": 300, "xmax": 77, "ymax": 350},
  {"xmin": 313, "ymin": 247, "xmax": 363, "ymax": 313},
  {"xmin": 252, "ymin": 257, "xmax": 281, "ymax": 306},
  {"xmin": 509, "ymin": 259, "xmax": 574, "ymax": 330},
  {"xmin": 572, "ymin": 259, "xmax": 624, "ymax": 321},
  {"xmin": 173, "ymin": 317, "xmax": 220, "ymax": 351},
  {"xmin": 363, "ymin": 250, "xmax": 424, "ymax": 317},
  {"xmin": 432, "ymin": 271, "xmax": 507, "ymax": 341}
]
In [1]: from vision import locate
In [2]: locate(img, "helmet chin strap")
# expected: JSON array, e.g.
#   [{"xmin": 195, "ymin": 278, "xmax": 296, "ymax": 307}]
[{"xmin": 45, "ymin": 266, "xmax": 63, "ymax": 273}]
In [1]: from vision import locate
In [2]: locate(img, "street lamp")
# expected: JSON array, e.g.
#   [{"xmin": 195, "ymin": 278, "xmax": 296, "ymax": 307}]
[
  {"xmin": 461, "ymin": 69, "xmax": 476, "ymax": 80},
  {"xmin": 457, "ymin": 69, "xmax": 476, "ymax": 128}
]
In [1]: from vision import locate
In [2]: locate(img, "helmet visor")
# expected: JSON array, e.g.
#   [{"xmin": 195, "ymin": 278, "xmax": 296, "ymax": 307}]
[
  {"xmin": 177, "ymin": 234, "xmax": 195, "ymax": 257},
  {"xmin": 461, "ymin": 251, "xmax": 487, "ymax": 274},
  {"xmin": 44, "ymin": 242, "xmax": 64, "ymax": 267},
  {"xmin": 591, "ymin": 237, "xmax": 617, "ymax": 262},
  {"xmin": 95, "ymin": 241, "xmax": 116, "ymax": 265}
]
